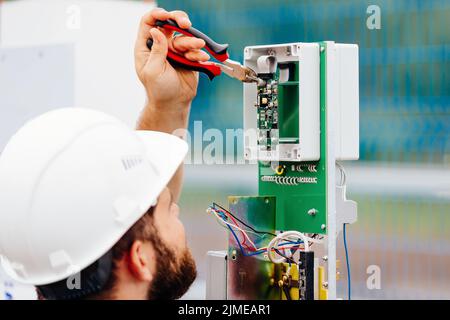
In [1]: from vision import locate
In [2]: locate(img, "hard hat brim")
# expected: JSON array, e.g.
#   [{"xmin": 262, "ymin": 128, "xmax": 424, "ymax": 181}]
[{"xmin": 134, "ymin": 130, "xmax": 188, "ymax": 205}]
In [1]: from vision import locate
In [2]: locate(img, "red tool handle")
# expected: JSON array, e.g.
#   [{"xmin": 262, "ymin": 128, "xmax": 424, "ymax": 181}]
[
  {"xmin": 146, "ymin": 39, "xmax": 221, "ymax": 80},
  {"xmin": 146, "ymin": 19, "xmax": 230, "ymax": 80}
]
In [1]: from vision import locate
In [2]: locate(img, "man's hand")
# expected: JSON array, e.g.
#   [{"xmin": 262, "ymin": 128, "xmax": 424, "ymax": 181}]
[
  {"xmin": 135, "ymin": 8, "xmax": 210, "ymax": 113},
  {"xmin": 135, "ymin": 8, "xmax": 208, "ymax": 202}
]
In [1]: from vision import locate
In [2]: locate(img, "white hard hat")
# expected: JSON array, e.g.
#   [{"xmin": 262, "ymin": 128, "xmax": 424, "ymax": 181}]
[{"xmin": 0, "ymin": 108, "xmax": 188, "ymax": 286}]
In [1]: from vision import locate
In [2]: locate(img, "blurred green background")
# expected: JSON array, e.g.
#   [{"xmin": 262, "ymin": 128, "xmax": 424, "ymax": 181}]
[
  {"xmin": 2, "ymin": 0, "xmax": 447, "ymax": 301},
  {"xmin": 157, "ymin": 0, "xmax": 450, "ymax": 165},
  {"xmin": 3, "ymin": 0, "xmax": 445, "ymax": 299},
  {"xmin": 150, "ymin": 0, "xmax": 450, "ymax": 299}
]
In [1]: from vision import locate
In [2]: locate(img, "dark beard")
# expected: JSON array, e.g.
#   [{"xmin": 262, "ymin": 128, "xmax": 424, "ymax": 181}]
[{"xmin": 147, "ymin": 239, "xmax": 197, "ymax": 300}]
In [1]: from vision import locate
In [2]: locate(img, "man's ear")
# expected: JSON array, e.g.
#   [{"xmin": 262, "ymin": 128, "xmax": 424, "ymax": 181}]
[{"xmin": 128, "ymin": 240, "xmax": 155, "ymax": 282}]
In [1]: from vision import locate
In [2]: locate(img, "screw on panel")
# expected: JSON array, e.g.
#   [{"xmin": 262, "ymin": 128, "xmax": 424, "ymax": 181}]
[
  {"xmin": 322, "ymin": 282, "xmax": 328, "ymax": 288},
  {"xmin": 322, "ymin": 255, "xmax": 328, "ymax": 261},
  {"xmin": 320, "ymin": 46, "xmax": 325, "ymax": 52},
  {"xmin": 307, "ymin": 208, "xmax": 318, "ymax": 216},
  {"xmin": 321, "ymin": 224, "xmax": 327, "ymax": 230},
  {"xmin": 286, "ymin": 46, "xmax": 292, "ymax": 56}
]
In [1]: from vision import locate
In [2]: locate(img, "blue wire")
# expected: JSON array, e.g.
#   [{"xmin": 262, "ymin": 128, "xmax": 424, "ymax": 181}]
[
  {"xmin": 212, "ymin": 207, "xmax": 303, "ymax": 257},
  {"xmin": 217, "ymin": 206, "xmax": 351, "ymax": 298},
  {"xmin": 226, "ymin": 224, "xmax": 302, "ymax": 257},
  {"xmin": 343, "ymin": 223, "xmax": 351, "ymax": 300},
  {"xmin": 227, "ymin": 225, "xmax": 253, "ymax": 256}
]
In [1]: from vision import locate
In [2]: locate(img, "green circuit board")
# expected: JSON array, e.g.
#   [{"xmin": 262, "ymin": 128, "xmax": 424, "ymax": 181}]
[
  {"xmin": 257, "ymin": 79, "xmax": 278, "ymax": 150},
  {"xmin": 257, "ymin": 49, "xmax": 328, "ymax": 234}
]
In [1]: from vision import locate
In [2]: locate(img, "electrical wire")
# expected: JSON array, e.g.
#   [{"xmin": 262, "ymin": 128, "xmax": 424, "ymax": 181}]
[
  {"xmin": 222, "ymin": 211, "xmax": 257, "ymax": 250},
  {"xmin": 267, "ymin": 231, "xmax": 323, "ymax": 263},
  {"xmin": 213, "ymin": 202, "xmax": 277, "ymax": 237},
  {"xmin": 211, "ymin": 205, "xmax": 275, "ymax": 248},
  {"xmin": 210, "ymin": 208, "xmax": 258, "ymax": 250},
  {"xmin": 274, "ymin": 248, "xmax": 297, "ymax": 265},
  {"xmin": 212, "ymin": 203, "xmax": 299, "ymax": 245},
  {"xmin": 211, "ymin": 208, "xmax": 255, "ymax": 250},
  {"xmin": 208, "ymin": 204, "xmax": 322, "ymax": 265},
  {"xmin": 225, "ymin": 224, "xmax": 301, "ymax": 257},
  {"xmin": 212, "ymin": 165, "xmax": 352, "ymax": 291},
  {"xmin": 343, "ymin": 223, "xmax": 351, "ymax": 300},
  {"xmin": 267, "ymin": 231, "xmax": 307, "ymax": 263},
  {"xmin": 217, "ymin": 214, "xmax": 303, "ymax": 254},
  {"xmin": 209, "ymin": 206, "xmax": 304, "ymax": 258},
  {"xmin": 212, "ymin": 209, "xmax": 272, "ymax": 241},
  {"xmin": 227, "ymin": 225, "xmax": 251, "ymax": 256},
  {"xmin": 224, "ymin": 208, "xmax": 253, "ymax": 249},
  {"xmin": 337, "ymin": 163, "xmax": 351, "ymax": 299}
]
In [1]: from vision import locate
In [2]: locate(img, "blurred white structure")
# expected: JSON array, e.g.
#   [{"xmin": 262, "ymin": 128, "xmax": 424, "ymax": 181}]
[
  {"xmin": 0, "ymin": 0, "xmax": 154, "ymax": 130},
  {"xmin": 0, "ymin": 0, "xmax": 156, "ymax": 300}
]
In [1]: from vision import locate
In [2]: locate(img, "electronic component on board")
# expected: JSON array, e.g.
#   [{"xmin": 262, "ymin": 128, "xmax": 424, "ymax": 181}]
[{"xmin": 206, "ymin": 41, "xmax": 359, "ymax": 301}]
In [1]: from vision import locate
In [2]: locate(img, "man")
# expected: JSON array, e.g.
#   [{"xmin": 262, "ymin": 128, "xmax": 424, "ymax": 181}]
[{"xmin": 0, "ymin": 8, "xmax": 209, "ymax": 300}]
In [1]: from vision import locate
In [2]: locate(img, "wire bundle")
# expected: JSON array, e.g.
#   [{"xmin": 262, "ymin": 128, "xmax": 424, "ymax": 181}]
[
  {"xmin": 207, "ymin": 203, "xmax": 321, "ymax": 263},
  {"xmin": 207, "ymin": 162, "xmax": 352, "ymax": 298},
  {"xmin": 266, "ymin": 231, "xmax": 322, "ymax": 263}
]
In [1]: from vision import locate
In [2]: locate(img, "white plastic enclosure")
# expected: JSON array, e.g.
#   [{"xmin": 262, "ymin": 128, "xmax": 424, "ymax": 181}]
[
  {"xmin": 242, "ymin": 42, "xmax": 359, "ymax": 162},
  {"xmin": 243, "ymin": 43, "xmax": 320, "ymax": 162}
]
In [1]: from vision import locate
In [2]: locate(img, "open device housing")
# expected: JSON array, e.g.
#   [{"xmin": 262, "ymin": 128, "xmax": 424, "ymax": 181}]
[{"xmin": 207, "ymin": 41, "xmax": 359, "ymax": 300}]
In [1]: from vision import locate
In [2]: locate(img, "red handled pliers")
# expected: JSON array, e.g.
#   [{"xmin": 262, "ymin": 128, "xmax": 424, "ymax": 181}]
[{"xmin": 147, "ymin": 19, "xmax": 259, "ymax": 82}]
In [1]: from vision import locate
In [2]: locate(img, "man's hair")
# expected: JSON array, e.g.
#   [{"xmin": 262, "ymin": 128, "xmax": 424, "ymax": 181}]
[
  {"xmin": 86, "ymin": 207, "xmax": 157, "ymax": 299},
  {"xmin": 37, "ymin": 207, "xmax": 157, "ymax": 300}
]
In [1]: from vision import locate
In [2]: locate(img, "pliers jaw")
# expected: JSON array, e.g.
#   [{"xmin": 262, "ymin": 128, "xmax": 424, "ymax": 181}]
[
  {"xmin": 147, "ymin": 19, "xmax": 262, "ymax": 83},
  {"xmin": 216, "ymin": 59, "xmax": 260, "ymax": 83}
]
